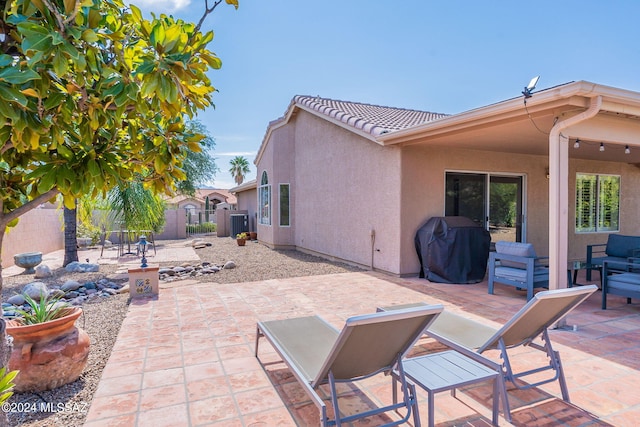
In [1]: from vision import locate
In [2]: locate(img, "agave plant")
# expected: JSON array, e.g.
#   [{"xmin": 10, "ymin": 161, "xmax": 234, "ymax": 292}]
[
  {"xmin": 0, "ymin": 367, "xmax": 18, "ymax": 404},
  {"xmin": 14, "ymin": 293, "xmax": 69, "ymax": 325}
]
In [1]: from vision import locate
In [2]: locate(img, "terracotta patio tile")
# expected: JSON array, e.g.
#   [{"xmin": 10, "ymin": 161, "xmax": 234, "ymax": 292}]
[
  {"xmin": 242, "ymin": 407, "xmax": 297, "ymax": 426},
  {"xmin": 107, "ymin": 346, "xmax": 146, "ymax": 363},
  {"xmin": 182, "ymin": 347, "xmax": 220, "ymax": 366},
  {"xmin": 221, "ymin": 355, "xmax": 262, "ymax": 375},
  {"xmin": 188, "ymin": 396, "xmax": 238, "ymax": 424},
  {"xmin": 144, "ymin": 352, "xmax": 185, "ymax": 372},
  {"xmin": 217, "ymin": 344, "xmax": 253, "ymax": 360},
  {"xmin": 137, "ymin": 403, "xmax": 189, "ymax": 427},
  {"xmin": 86, "ymin": 391, "xmax": 140, "ymax": 420},
  {"xmin": 94, "ymin": 373, "xmax": 142, "ymax": 397},
  {"xmin": 83, "ymin": 413, "xmax": 137, "ymax": 427},
  {"xmin": 142, "ymin": 367, "xmax": 185, "ymax": 388},
  {"xmin": 234, "ymin": 386, "xmax": 286, "ymax": 415},
  {"xmin": 139, "ymin": 383, "xmax": 187, "ymax": 411},
  {"xmin": 100, "ymin": 358, "xmax": 145, "ymax": 379},
  {"xmin": 186, "ymin": 376, "xmax": 230, "ymax": 401},
  {"xmin": 184, "ymin": 361, "xmax": 224, "ymax": 382},
  {"xmin": 227, "ymin": 369, "xmax": 272, "ymax": 393}
]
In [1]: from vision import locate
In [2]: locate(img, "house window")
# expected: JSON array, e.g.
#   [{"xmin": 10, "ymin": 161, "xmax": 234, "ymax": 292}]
[
  {"xmin": 279, "ymin": 184, "xmax": 290, "ymax": 227},
  {"xmin": 575, "ymin": 173, "xmax": 620, "ymax": 233},
  {"xmin": 259, "ymin": 171, "xmax": 271, "ymax": 225}
]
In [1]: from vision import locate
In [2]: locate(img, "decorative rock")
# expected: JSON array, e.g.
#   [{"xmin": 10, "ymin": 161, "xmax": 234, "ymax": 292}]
[
  {"xmin": 223, "ymin": 260, "xmax": 236, "ymax": 270},
  {"xmin": 159, "ymin": 268, "xmax": 175, "ymax": 276},
  {"xmin": 84, "ymin": 282, "xmax": 97, "ymax": 290},
  {"xmin": 61, "ymin": 280, "xmax": 83, "ymax": 292},
  {"xmin": 102, "ymin": 288, "xmax": 118, "ymax": 295},
  {"xmin": 118, "ymin": 284, "xmax": 130, "ymax": 294},
  {"xmin": 34, "ymin": 264, "xmax": 52, "ymax": 278},
  {"xmin": 65, "ymin": 262, "xmax": 100, "ymax": 273},
  {"xmin": 49, "ymin": 289, "xmax": 66, "ymax": 299},
  {"xmin": 7, "ymin": 295, "xmax": 25, "ymax": 306},
  {"xmin": 23, "ymin": 282, "xmax": 49, "ymax": 300},
  {"xmin": 173, "ymin": 267, "xmax": 186, "ymax": 274}
]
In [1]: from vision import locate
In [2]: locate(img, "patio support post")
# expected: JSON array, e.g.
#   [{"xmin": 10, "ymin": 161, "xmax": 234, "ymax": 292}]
[{"xmin": 548, "ymin": 96, "xmax": 602, "ymax": 290}]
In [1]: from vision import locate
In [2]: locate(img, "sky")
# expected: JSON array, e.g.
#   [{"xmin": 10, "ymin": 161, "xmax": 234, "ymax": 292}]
[{"xmin": 127, "ymin": 0, "xmax": 640, "ymax": 189}]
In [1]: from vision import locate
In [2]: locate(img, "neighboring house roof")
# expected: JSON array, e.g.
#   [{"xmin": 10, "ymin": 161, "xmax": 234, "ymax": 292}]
[
  {"xmin": 255, "ymin": 95, "xmax": 448, "ymax": 164},
  {"xmin": 164, "ymin": 188, "xmax": 237, "ymax": 206},
  {"xmin": 230, "ymin": 179, "xmax": 257, "ymax": 194}
]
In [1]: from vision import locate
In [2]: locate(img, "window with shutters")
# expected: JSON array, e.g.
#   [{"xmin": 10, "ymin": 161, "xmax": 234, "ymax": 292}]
[{"xmin": 575, "ymin": 173, "xmax": 620, "ymax": 233}]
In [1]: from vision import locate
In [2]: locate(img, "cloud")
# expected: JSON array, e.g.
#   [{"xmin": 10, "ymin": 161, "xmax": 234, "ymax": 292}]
[{"xmin": 125, "ymin": 0, "xmax": 190, "ymax": 13}]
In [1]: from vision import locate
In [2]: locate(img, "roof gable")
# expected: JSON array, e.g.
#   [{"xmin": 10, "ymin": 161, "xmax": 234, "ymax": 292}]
[{"xmin": 256, "ymin": 95, "xmax": 448, "ymax": 164}]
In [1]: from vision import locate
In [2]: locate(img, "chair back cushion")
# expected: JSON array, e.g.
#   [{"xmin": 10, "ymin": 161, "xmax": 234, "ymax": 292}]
[
  {"xmin": 606, "ymin": 234, "xmax": 640, "ymax": 258},
  {"xmin": 495, "ymin": 241, "xmax": 537, "ymax": 268}
]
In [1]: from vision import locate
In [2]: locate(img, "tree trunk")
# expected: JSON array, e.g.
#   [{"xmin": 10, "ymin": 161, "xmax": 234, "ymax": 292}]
[
  {"xmin": 0, "ymin": 225, "xmax": 5, "ymax": 291},
  {"xmin": 63, "ymin": 202, "xmax": 78, "ymax": 267}
]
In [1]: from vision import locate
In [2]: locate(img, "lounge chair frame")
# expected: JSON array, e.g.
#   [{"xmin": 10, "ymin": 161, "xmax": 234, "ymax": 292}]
[
  {"xmin": 430, "ymin": 285, "xmax": 596, "ymax": 419},
  {"xmin": 255, "ymin": 306, "xmax": 443, "ymax": 427},
  {"xmin": 383, "ymin": 285, "xmax": 597, "ymax": 423}
]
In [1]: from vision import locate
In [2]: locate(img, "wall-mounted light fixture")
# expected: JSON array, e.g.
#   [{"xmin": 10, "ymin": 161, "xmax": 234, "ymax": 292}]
[
  {"xmin": 573, "ymin": 138, "xmax": 580, "ymax": 149},
  {"xmin": 599, "ymin": 143, "xmax": 605, "ymax": 152},
  {"xmin": 625, "ymin": 145, "xmax": 631, "ymax": 154}
]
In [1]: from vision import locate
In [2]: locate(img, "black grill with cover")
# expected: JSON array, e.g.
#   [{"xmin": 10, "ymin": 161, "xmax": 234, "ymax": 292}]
[{"xmin": 415, "ymin": 216, "xmax": 491, "ymax": 284}]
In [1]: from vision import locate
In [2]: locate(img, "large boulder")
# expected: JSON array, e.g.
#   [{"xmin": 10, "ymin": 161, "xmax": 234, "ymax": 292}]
[{"xmin": 22, "ymin": 282, "xmax": 49, "ymax": 301}]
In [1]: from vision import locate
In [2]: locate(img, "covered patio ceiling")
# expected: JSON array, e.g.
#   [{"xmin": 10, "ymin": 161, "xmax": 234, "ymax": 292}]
[{"xmin": 378, "ymin": 81, "xmax": 640, "ymax": 165}]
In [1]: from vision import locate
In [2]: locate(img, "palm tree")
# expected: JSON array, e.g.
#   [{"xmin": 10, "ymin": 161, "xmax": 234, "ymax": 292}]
[{"xmin": 229, "ymin": 156, "xmax": 251, "ymax": 185}]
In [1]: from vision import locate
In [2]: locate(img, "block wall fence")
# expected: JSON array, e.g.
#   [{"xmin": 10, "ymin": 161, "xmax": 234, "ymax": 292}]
[{"xmin": 2, "ymin": 208, "xmax": 187, "ymax": 269}]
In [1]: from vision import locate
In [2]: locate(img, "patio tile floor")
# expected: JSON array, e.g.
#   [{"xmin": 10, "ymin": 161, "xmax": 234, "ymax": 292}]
[{"xmin": 80, "ymin": 268, "xmax": 640, "ymax": 426}]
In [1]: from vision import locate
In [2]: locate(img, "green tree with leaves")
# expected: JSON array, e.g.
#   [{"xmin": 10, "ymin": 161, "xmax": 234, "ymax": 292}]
[
  {"xmin": 176, "ymin": 120, "xmax": 218, "ymax": 196},
  {"xmin": 229, "ymin": 156, "xmax": 250, "ymax": 186},
  {"xmin": 0, "ymin": 0, "xmax": 239, "ymax": 287}
]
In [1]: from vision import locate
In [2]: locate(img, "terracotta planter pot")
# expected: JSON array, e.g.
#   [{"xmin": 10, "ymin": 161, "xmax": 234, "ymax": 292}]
[
  {"xmin": 6, "ymin": 307, "xmax": 90, "ymax": 392},
  {"xmin": 249, "ymin": 232, "xmax": 257, "ymax": 240},
  {"xmin": 237, "ymin": 238, "xmax": 246, "ymax": 246}
]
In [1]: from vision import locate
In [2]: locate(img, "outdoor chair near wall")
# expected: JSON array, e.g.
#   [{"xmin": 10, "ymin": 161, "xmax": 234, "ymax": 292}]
[
  {"xmin": 586, "ymin": 234, "xmax": 640, "ymax": 281},
  {"xmin": 602, "ymin": 260, "xmax": 640, "ymax": 309},
  {"xmin": 255, "ymin": 305, "xmax": 443, "ymax": 427},
  {"xmin": 488, "ymin": 241, "xmax": 549, "ymax": 301}
]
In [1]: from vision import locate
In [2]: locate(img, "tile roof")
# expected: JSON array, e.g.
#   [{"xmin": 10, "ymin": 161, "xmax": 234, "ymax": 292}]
[{"xmin": 294, "ymin": 95, "xmax": 448, "ymax": 137}]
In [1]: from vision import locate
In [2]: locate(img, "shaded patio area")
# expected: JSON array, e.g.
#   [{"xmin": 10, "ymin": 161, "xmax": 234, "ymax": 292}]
[{"xmin": 83, "ymin": 270, "xmax": 640, "ymax": 426}]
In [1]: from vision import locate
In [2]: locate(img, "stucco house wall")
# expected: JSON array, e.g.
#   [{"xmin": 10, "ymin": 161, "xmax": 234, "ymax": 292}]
[
  {"xmin": 257, "ymin": 120, "xmax": 295, "ymax": 247},
  {"xmin": 258, "ymin": 109, "xmax": 403, "ymax": 272}
]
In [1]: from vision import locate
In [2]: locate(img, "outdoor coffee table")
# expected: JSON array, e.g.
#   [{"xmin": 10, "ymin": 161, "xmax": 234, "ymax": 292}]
[
  {"xmin": 393, "ymin": 350, "xmax": 500, "ymax": 427},
  {"xmin": 567, "ymin": 260, "xmax": 600, "ymax": 287}
]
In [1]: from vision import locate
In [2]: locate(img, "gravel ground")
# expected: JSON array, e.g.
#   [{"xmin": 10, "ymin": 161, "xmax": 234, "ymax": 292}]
[{"xmin": 1, "ymin": 235, "xmax": 362, "ymax": 426}]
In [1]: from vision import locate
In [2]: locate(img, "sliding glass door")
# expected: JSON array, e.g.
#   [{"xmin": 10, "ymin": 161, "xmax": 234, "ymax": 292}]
[{"xmin": 445, "ymin": 172, "xmax": 524, "ymax": 242}]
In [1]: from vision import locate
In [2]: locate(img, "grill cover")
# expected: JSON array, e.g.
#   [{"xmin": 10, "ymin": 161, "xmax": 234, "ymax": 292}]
[{"xmin": 415, "ymin": 216, "xmax": 490, "ymax": 284}]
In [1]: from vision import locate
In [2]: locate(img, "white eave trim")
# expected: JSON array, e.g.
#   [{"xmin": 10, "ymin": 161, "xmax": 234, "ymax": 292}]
[{"xmin": 376, "ymin": 80, "xmax": 640, "ymax": 146}]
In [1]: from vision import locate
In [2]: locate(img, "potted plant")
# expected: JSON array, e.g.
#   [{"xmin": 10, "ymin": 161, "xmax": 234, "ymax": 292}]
[
  {"xmin": 5, "ymin": 292, "xmax": 90, "ymax": 392},
  {"xmin": 249, "ymin": 231, "xmax": 257, "ymax": 240},
  {"xmin": 236, "ymin": 232, "xmax": 248, "ymax": 246}
]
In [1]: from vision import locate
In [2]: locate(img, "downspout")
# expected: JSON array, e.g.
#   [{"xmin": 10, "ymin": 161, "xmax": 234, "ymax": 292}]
[{"xmin": 548, "ymin": 95, "xmax": 602, "ymax": 290}]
